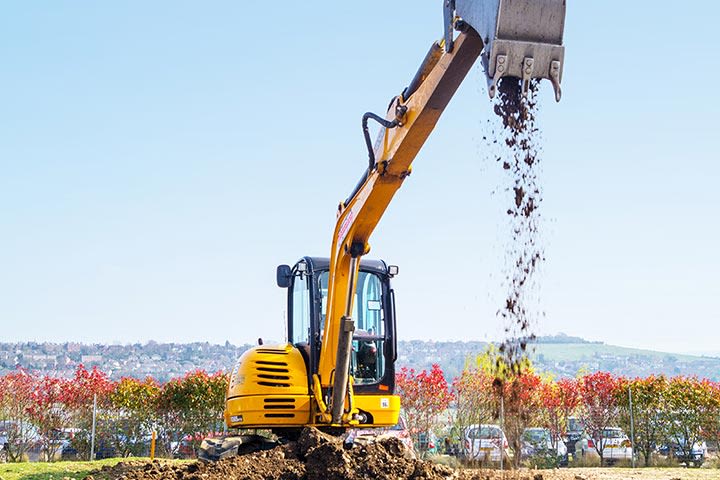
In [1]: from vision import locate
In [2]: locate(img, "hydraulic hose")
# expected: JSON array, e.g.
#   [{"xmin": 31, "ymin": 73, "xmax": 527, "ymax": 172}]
[{"xmin": 362, "ymin": 112, "xmax": 399, "ymax": 171}]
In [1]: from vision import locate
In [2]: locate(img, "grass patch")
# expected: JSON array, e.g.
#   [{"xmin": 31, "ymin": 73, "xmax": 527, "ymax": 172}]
[{"xmin": 0, "ymin": 458, "xmax": 168, "ymax": 480}]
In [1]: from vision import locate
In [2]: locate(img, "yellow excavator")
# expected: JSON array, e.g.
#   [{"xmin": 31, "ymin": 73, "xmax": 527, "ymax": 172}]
[{"xmin": 201, "ymin": 0, "xmax": 566, "ymax": 460}]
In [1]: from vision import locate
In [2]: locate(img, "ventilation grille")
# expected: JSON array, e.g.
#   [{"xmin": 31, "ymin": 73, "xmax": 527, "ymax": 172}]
[
  {"xmin": 255, "ymin": 360, "xmax": 291, "ymax": 388},
  {"xmin": 263, "ymin": 398, "xmax": 296, "ymax": 410},
  {"xmin": 263, "ymin": 398, "xmax": 296, "ymax": 418}
]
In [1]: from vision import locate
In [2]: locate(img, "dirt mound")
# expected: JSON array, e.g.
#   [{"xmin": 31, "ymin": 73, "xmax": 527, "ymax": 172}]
[
  {"xmin": 86, "ymin": 428, "xmax": 456, "ymax": 480},
  {"xmin": 89, "ymin": 449, "xmax": 305, "ymax": 480}
]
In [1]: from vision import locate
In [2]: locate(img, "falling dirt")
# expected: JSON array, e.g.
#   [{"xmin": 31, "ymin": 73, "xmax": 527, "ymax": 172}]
[{"xmin": 490, "ymin": 77, "xmax": 543, "ymax": 377}]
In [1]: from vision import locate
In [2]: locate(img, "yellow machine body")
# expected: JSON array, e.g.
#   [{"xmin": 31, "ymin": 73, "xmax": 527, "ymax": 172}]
[{"xmin": 225, "ymin": 343, "xmax": 400, "ymax": 429}]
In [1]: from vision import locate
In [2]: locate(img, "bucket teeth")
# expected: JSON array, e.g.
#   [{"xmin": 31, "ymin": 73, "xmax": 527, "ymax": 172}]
[
  {"xmin": 549, "ymin": 60, "xmax": 562, "ymax": 102},
  {"xmin": 521, "ymin": 57, "xmax": 534, "ymax": 97},
  {"xmin": 489, "ymin": 54, "xmax": 508, "ymax": 99}
]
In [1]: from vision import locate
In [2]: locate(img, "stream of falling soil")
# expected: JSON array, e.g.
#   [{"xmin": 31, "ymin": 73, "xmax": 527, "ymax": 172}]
[{"xmin": 492, "ymin": 78, "xmax": 543, "ymax": 376}]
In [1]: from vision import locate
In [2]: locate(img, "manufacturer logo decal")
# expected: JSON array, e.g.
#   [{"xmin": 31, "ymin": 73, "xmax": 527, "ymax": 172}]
[{"xmin": 337, "ymin": 210, "xmax": 355, "ymax": 243}]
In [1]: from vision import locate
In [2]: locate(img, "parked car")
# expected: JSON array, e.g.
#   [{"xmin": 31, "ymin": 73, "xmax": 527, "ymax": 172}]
[
  {"xmin": 53, "ymin": 428, "xmax": 82, "ymax": 460},
  {"xmin": 520, "ymin": 427, "xmax": 568, "ymax": 466},
  {"xmin": 345, "ymin": 417, "xmax": 414, "ymax": 455},
  {"xmin": 659, "ymin": 439, "xmax": 707, "ymax": 467},
  {"xmin": 417, "ymin": 431, "xmax": 439, "ymax": 455},
  {"xmin": 576, "ymin": 427, "xmax": 632, "ymax": 463},
  {"xmin": 0, "ymin": 420, "xmax": 40, "ymax": 461},
  {"xmin": 0, "ymin": 430, "xmax": 7, "ymax": 463},
  {"xmin": 462, "ymin": 424, "xmax": 511, "ymax": 463}
]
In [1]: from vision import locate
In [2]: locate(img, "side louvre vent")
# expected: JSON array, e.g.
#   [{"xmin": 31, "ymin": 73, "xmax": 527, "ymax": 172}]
[
  {"xmin": 263, "ymin": 398, "xmax": 296, "ymax": 410},
  {"xmin": 256, "ymin": 360, "xmax": 289, "ymax": 367},
  {"xmin": 254, "ymin": 360, "xmax": 291, "ymax": 387},
  {"xmin": 256, "ymin": 349, "xmax": 289, "ymax": 355},
  {"xmin": 263, "ymin": 397, "xmax": 296, "ymax": 418}
]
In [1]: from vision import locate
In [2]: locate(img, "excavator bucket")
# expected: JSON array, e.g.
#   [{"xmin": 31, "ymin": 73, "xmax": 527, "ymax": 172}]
[{"xmin": 446, "ymin": 0, "xmax": 566, "ymax": 101}]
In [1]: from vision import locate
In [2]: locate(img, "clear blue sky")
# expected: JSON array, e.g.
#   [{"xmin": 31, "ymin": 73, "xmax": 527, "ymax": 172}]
[{"xmin": 1, "ymin": 1, "xmax": 718, "ymax": 355}]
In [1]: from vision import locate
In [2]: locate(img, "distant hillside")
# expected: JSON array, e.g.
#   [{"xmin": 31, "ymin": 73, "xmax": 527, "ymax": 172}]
[
  {"xmin": 2, "ymin": 335, "xmax": 718, "ymax": 382},
  {"xmin": 397, "ymin": 338, "xmax": 720, "ymax": 382},
  {"xmin": 534, "ymin": 333, "xmax": 602, "ymax": 344}
]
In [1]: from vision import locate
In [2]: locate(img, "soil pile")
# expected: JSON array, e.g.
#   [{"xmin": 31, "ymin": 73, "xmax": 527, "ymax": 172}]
[
  {"xmin": 492, "ymin": 78, "xmax": 543, "ymax": 375},
  {"xmin": 85, "ymin": 428, "xmax": 456, "ymax": 480}
]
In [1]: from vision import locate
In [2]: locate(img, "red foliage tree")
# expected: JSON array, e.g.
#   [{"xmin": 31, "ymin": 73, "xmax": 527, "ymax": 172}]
[
  {"xmin": 538, "ymin": 377, "xmax": 580, "ymax": 449},
  {"xmin": 67, "ymin": 364, "xmax": 115, "ymax": 408},
  {"xmin": 577, "ymin": 371, "xmax": 623, "ymax": 465},
  {"xmin": 501, "ymin": 372, "xmax": 543, "ymax": 467},
  {"xmin": 0, "ymin": 369, "xmax": 38, "ymax": 462},
  {"xmin": 64, "ymin": 365, "xmax": 116, "ymax": 460},
  {"xmin": 396, "ymin": 364, "xmax": 453, "ymax": 454},
  {"xmin": 26, "ymin": 374, "xmax": 78, "ymax": 461}
]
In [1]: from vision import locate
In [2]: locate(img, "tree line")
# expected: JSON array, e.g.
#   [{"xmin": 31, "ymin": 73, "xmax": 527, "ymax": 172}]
[
  {"xmin": 396, "ymin": 348, "xmax": 720, "ymax": 467},
  {"xmin": 3, "ymin": 356, "xmax": 720, "ymax": 467},
  {"xmin": 0, "ymin": 366, "xmax": 226, "ymax": 462}
]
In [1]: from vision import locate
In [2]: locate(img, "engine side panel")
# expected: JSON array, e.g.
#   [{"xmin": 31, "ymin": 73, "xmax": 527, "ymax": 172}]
[{"xmin": 225, "ymin": 344, "xmax": 311, "ymax": 428}]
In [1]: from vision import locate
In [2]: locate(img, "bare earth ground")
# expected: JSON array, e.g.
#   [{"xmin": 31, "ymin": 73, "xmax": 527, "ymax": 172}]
[
  {"xmin": 3, "ymin": 431, "xmax": 715, "ymax": 480},
  {"xmin": 462, "ymin": 468, "xmax": 720, "ymax": 480},
  {"xmin": 71, "ymin": 428, "xmax": 717, "ymax": 480},
  {"xmin": 84, "ymin": 460, "xmax": 720, "ymax": 480}
]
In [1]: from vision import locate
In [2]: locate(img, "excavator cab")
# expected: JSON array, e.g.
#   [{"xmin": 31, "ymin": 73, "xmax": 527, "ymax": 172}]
[{"xmin": 279, "ymin": 257, "xmax": 398, "ymax": 400}]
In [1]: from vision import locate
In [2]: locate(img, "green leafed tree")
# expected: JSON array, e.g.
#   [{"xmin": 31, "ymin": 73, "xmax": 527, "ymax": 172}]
[
  {"xmin": 616, "ymin": 375, "xmax": 668, "ymax": 467},
  {"xmin": 156, "ymin": 370, "xmax": 228, "ymax": 456},
  {"xmin": 662, "ymin": 376, "xmax": 718, "ymax": 465},
  {"xmin": 108, "ymin": 376, "xmax": 160, "ymax": 457}
]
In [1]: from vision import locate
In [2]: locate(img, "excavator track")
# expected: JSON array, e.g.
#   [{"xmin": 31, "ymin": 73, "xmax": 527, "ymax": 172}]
[{"xmin": 198, "ymin": 434, "xmax": 278, "ymax": 462}]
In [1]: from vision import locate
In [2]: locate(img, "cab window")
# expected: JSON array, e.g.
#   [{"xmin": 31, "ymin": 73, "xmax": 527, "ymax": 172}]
[
  {"xmin": 351, "ymin": 271, "xmax": 386, "ymax": 385},
  {"xmin": 317, "ymin": 270, "xmax": 386, "ymax": 385},
  {"xmin": 290, "ymin": 274, "xmax": 310, "ymax": 345}
]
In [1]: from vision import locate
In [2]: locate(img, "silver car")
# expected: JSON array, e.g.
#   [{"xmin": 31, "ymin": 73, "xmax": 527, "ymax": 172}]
[
  {"xmin": 521, "ymin": 427, "xmax": 568, "ymax": 466},
  {"xmin": 463, "ymin": 424, "xmax": 510, "ymax": 463},
  {"xmin": 577, "ymin": 427, "xmax": 633, "ymax": 462}
]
